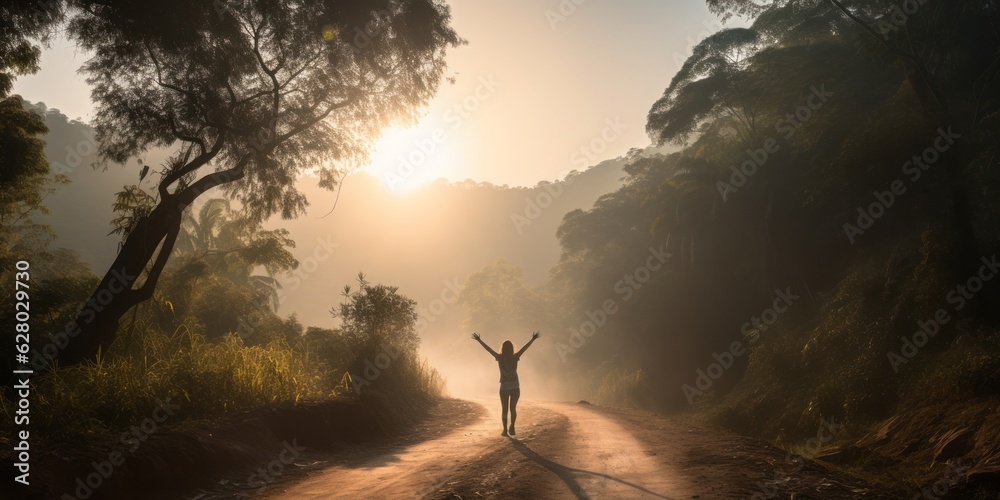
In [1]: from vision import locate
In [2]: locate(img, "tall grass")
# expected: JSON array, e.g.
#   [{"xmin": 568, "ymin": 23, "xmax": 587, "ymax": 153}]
[
  {"xmin": 0, "ymin": 316, "xmax": 443, "ymax": 451},
  {"xmin": 595, "ymin": 368, "xmax": 648, "ymax": 408}
]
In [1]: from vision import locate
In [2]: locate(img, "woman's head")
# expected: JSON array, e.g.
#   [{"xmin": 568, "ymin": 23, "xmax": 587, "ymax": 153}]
[{"xmin": 501, "ymin": 340, "xmax": 514, "ymax": 357}]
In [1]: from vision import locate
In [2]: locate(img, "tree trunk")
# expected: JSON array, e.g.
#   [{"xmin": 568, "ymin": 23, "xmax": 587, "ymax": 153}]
[
  {"xmin": 50, "ymin": 160, "xmax": 246, "ymax": 368},
  {"xmin": 53, "ymin": 203, "xmax": 182, "ymax": 367}
]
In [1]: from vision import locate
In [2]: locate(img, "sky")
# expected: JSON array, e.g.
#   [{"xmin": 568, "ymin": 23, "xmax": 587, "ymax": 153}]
[
  {"xmin": 17, "ymin": 0, "xmax": 744, "ymax": 398},
  {"xmin": 13, "ymin": 0, "xmax": 733, "ymax": 191}
]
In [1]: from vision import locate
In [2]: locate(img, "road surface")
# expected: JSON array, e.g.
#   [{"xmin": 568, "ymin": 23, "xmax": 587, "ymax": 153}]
[{"xmin": 255, "ymin": 399, "xmax": 888, "ymax": 499}]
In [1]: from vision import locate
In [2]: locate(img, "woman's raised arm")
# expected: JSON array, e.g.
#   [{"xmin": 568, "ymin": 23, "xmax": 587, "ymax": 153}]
[
  {"xmin": 472, "ymin": 332, "xmax": 500, "ymax": 357},
  {"xmin": 516, "ymin": 331, "xmax": 540, "ymax": 358}
]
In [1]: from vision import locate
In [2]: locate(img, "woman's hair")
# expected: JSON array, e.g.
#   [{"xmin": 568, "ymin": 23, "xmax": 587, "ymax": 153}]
[{"xmin": 500, "ymin": 340, "xmax": 515, "ymax": 370}]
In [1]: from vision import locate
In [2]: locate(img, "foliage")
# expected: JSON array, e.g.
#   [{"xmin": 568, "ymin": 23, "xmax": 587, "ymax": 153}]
[
  {"xmin": 69, "ymin": 0, "xmax": 463, "ymax": 220},
  {"xmin": 333, "ymin": 273, "xmax": 420, "ymax": 361},
  {"xmin": 647, "ymin": 27, "xmax": 764, "ymax": 145},
  {"xmin": 109, "ymin": 184, "xmax": 157, "ymax": 243},
  {"xmin": 150, "ymin": 197, "xmax": 299, "ymax": 340},
  {"xmin": 0, "ymin": 3, "xmax": 67, "ymax": 239},
  {"xmin": 509, "ymin": 0, "xmax": 1000, "ymax": 428},
  {"xmin": 0, "ymin": 305, "xmax": 443, "ymax": 450},
  {"xmin": 457, "ymin": 259, "xmax": 554, "ymax": 335},
  {"xmin": 0, "ymin": 1, "xmax": 64, "ymax": 97},
  {"xmin": 47, "ymin": 0, "xmax": 462, "ymax": 367},
  {"xmin": 1, "ymin": 319, "xmax": 329, "ymax": 448}
]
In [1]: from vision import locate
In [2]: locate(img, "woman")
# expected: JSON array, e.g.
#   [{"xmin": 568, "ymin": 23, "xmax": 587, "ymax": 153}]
[{"xmin": 472, "ymin": 331, "xmax": 540, "ymax": 436}]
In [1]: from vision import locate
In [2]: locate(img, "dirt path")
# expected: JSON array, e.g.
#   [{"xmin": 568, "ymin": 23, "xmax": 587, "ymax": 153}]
[{"xmin": 255, "ymin": 399, "xmax": 895, "ymax": 499}]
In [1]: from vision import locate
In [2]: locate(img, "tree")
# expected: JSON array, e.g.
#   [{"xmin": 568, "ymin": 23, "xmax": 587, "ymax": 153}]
[
  {"xmin": 647, "ymin": 28, "xmax": 765, "ymax": 146},
  {"xmin": 299, "ymin": 326, "xmax": 350, "ymax": 372},
  {"xmin": 52, "ymin": 0, "xmax": 461, "ymax": 367},
  {"xmin": 332, "ymin": 273, "xmax": 420, "ymax": 369},
  {"xmin": 153, "ymin": 197, "xmax": 298, "ymax": 339},
  {"xmin": 172, "ymin": 198, "xmax": 297, "ymax": 301},
  {"xmin": 701, "ymin": 0, "xmax": 1000, "ymax": 312},
  {"xmin": 1, "ymin": 1, "xmax": 64, "ymax": 97},
  {"xmin": 704, "ymin": 1, "xmax": 1000, "ymax": 125},
  {"xmin": 0, "ymin": 97, "xmax": 64, "ymax": 232},
  {"xmin": 458, "ymin": 259, "xmax": 552, "ymax": 335},
  {"xmin": 1, "ymin": 2, "xmax": 67, "ymax": 232}
]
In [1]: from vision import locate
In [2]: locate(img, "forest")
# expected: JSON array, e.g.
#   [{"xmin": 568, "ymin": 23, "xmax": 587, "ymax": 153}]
[{"xmin": 2, "ymin": 0, "xmax": 1000, "ymax": 498}]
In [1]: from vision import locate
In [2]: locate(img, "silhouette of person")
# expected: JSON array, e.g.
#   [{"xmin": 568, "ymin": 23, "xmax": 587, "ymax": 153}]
[{"xmin": 472, "ymin": 331, "xmax": 540, "ymax": 436}]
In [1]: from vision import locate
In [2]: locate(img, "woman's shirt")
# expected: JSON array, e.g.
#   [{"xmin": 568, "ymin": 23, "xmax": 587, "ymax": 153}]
[{"xmin": 496, "ymin": 354, "xmax": 520, "ymax": 390}]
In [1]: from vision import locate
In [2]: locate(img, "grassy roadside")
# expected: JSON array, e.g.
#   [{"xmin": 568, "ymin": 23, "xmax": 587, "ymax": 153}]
[
  {"xmin": 3, "ymin": 391, "xmax": 440, "ymax": 499},
  {"xmin": 0, "ymin": 317, "xmax": 446, "ymax": 499}
]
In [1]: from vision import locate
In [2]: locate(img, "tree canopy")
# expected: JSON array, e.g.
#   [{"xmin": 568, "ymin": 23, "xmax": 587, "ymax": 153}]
[
  {"xmin": 72, "ymin": 0, "xmax": 462, "ymax": 221},
  {"xmin": 46, "ymin": 0, "xmax": 461, "ymax": 366}
]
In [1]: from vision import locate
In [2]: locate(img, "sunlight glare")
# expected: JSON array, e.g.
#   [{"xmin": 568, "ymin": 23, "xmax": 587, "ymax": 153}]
[{"xmin": 365, "ymin": 121, "xmax": 459, "ymax": 193}]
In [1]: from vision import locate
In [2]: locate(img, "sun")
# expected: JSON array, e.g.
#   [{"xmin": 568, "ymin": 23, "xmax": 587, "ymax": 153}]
[{"xmin": 365, "ymin": 122, "xmax": 458, "ymax": 193}]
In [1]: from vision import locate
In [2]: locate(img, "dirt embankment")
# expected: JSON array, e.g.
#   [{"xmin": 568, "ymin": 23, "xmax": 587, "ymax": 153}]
[{"xmin": 5, "ymin": 392, "xmax": 449, "ymax": 500}]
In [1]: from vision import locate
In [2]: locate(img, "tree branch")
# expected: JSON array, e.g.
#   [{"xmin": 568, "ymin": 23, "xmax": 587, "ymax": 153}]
[
  {"xmin": 175, "ymin": 154, "xmax": 252, "ymax": 209},
  {"xmin": 158, "ymin": 135, "xmax": 226, "ymax": 199}
]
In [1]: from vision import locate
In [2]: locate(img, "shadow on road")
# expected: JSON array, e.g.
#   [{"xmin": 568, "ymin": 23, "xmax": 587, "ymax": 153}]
[{"xmin": 508, "ymin": 438, "xmax": 670, "ymax": 499}]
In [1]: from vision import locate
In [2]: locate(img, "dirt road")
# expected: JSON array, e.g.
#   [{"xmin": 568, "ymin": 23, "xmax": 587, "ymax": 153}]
[{"xmin": 256, "ymin": 399, "xmax": 893, "ymax": 499}]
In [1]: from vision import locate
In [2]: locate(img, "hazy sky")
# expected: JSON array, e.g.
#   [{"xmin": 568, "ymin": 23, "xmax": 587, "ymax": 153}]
[{"xmin": 14, "ymin": 0, "xmax": 731, "ymax": 190}]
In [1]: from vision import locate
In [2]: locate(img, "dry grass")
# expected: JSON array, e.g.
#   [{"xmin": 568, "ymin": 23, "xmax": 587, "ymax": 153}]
[
  {"xmin": 595, "ymin": 368, "xmax": 649, "ymax": 408},
  {"xmin": 0, "ymin": 316, "xmax": 445, "ymax": 452}
]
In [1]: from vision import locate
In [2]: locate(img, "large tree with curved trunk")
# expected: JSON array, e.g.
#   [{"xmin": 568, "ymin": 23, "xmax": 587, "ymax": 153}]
[{"xmin": 48, "ymin": 0, "xmax": 461, "ymax": 367}]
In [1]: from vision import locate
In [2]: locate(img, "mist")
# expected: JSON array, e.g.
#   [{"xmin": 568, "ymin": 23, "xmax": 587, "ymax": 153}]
[{"xmin": 5, "ymin": 1, "xmax": 1000, "ymax": 497}]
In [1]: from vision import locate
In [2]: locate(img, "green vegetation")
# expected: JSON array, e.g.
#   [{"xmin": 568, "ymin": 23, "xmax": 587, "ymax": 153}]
[
  {"xmin": 1, "ymin": 271, "xmax": 445, "ymax": 452},
  {"xmin": 40, "ymin": 0, "xmax": 462, "ymax": 367},
  {"xmin": 455, "ymin": 0, "xmax": 1000, "ymax": 492},
  {"xmin": 3, "ymin": 0, "xmax": 1000, "ymax": 495},
  {"xmin": 1, "ymin": 0, "xmax": 458, "ymax": 462}
]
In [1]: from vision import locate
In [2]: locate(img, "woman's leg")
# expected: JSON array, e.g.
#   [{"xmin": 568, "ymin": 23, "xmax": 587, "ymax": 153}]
[
  {"xmin": 508, "ymin": 388, "xmax": 521, "ymax": 434},
  {"xmin": 499, "ymin": 389, "xmax": 510, "ymax": 434}
]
